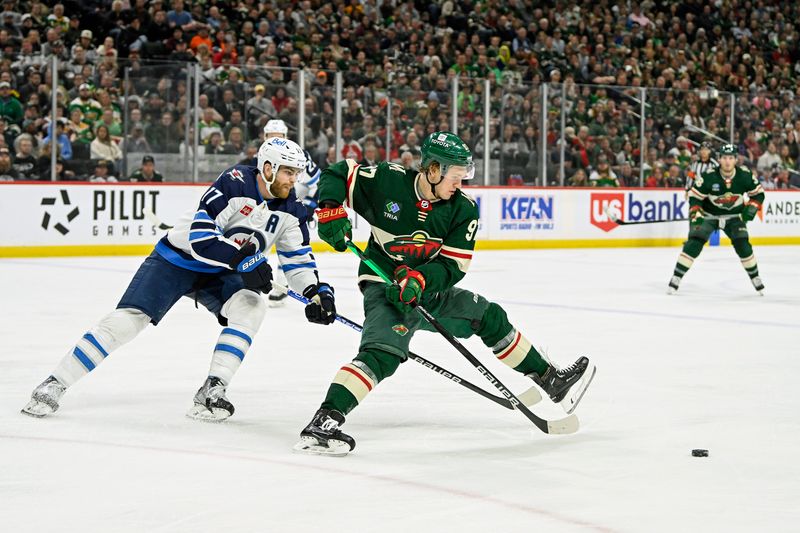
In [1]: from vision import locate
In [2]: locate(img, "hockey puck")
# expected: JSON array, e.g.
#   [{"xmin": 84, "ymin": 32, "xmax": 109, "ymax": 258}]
[{"xmin": 691, "ymin": 449, "xmax": 709, "ymax": 457}]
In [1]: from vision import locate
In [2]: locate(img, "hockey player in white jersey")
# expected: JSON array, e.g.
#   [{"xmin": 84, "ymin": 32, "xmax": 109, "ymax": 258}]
[
  {"xmin": 258, "ymin": 119, "xmax": 322, "ymax": 307},
  {"xmin": 22, "ymin": 138, "xmax": 337, "ymax": 421}
]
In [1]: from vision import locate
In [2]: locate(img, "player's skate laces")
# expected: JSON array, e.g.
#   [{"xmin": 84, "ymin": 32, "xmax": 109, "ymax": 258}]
[
  {"xmin": 294, "ymin": 408, "xmax": 355, "ymax": 456},
  {"xmin": 21, "ymin": 376, "xmax": 66, "ymax": 418},
  {"xmin": 187, "ymin": 376, "xmax": 234, "ymax": 422},
  {"xmin": 529, "ymin": 356, "xmax": 596, "ymax": 414}
]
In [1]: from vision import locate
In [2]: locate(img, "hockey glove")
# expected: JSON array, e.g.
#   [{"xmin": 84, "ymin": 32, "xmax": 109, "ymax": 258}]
[
  {"xmin": 316, "ymin": 203, "xmax": 352, "ymax": 252},
  {"xmin": 689, "ymin": 205, "xmax": 705, "ymax": 229},
  {"xmin": 741, "ymin": 200, "xmax": 760, "ymax": 222},
  {"xmin": 385, "ymin": 265, "xmax": 425, "ymax": 314},
  {"xmin": 303, "ymin": 283, "xmax": 336, "ymax": 325},
  {"xmin": 229, "ymin": 242, "xmax": 273, "ymax": 293}
]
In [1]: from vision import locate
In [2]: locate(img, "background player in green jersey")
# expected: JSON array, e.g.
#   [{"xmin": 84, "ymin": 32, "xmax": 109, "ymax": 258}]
[
  {"xmin": 668, "ymin": 143, "xmax": 765, "ymax": 294},
  {"xmin": 295, "ymin": 132, "xmax": 596, "ymax": 456}
]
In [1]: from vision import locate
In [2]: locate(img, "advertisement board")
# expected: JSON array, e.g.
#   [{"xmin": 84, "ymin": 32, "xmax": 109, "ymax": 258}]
[{"xmin": 1, "ymin": 183, "xmax": 798, "ymax": 257}]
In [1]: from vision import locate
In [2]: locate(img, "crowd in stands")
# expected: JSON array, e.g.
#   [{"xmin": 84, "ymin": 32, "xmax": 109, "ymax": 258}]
[{"xmin": 0, "ymin": 0, "xmax": 798, "ymax": 189}]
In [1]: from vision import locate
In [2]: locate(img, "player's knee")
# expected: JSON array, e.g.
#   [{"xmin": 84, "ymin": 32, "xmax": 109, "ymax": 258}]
[
  {"xmin": 732, "ymin": 238, "xmax": 753, "ymax": 257},
  {"xmin": 93, "ymin": 308, "xmax": 150, "ymax": 348},
  {"xmin": 474, "ymin": 302, "xmax": 513, "ymax": 347},
  {"xmin": 684, "ymin": 237, "xmax": 706, "ymax": 256},
  {"xmin": 222, "ymin": 289, "xmax": 267, "ymax": 331},
  {"xmin": 355, "ymin": 348, "xmax": 402, "ymax": 383}
]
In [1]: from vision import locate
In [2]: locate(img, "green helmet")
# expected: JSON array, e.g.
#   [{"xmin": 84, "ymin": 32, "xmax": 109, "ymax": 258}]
[
  {"xmin": 718, "ymin": 143, "xmax": 737, "ymax": 157},
  {"xmin": 420, "ymin": 131, "xmax": 475, "ymax": 180}
]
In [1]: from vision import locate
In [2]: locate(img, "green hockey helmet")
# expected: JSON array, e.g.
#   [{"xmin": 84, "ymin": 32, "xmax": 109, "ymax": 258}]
[
  {"xmin": 718, "ymin": 143, "xmax": 737, "ymax": 157},
  {"xmin": 420, "ymin": 131, "xmax": 475, "ymax": 180}
]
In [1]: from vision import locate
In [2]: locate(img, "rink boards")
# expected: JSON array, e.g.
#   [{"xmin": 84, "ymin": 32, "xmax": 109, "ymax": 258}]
[{"xmin": 1, "ymin": 182, "xmax": 798, "ymax": 257}]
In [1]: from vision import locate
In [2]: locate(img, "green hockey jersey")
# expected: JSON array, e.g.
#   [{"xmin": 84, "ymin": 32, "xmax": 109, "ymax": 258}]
[
  {"xmin": 688, "ymin": 165, "xmax": 765, "ymax": 216},
  {"xmin": 68, "ymin": 97, "xmax": 102, "ymax": 124},
  {"xmin": 318, "ymin": 159, "xmax": 479, "ymax": 294}
]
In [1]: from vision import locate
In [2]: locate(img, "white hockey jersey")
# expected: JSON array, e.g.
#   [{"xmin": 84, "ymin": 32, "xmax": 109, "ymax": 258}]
[{"xmin": 154, "ymin": 164, "xmax": 318, "ymax": 293}]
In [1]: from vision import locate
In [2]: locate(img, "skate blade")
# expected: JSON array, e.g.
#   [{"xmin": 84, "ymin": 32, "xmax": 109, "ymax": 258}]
[
  {"xmin": 267, "ymin": 298, "xmax": 287, "ymax": 308},
  {"xmin": 186, "ymin": 404, "xmax": 231, "ymax": 422},
  {"xmin": 559, "ymin": 363, "xmax": 596, "ymax": 415},
  {"xmin": 21, "ymin": 400, "xmax": 54, "ymax": 418},
  {"xmin": 293, "ymin": 436, "xmax": 351, "ymax": 457},
  {"xmin": 667, "ymin": 286, "xmax": 678, "ymax": 295}
]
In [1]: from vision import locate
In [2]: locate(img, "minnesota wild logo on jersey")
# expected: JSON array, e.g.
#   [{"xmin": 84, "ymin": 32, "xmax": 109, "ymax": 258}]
[
  {"xmin": 713, "ymin": 192, "xmax": 743, "ymax": 208},
  {"xmin": 383, "ymin": 231, "xmax": 443, "ymax": 262}
]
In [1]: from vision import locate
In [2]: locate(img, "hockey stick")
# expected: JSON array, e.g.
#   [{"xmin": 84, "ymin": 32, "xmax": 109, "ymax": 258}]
[
  {"xmin": 345, "ymin": 241, "xmax": 579, "ymax": 435},
  {"xmin": 143, "ymin": 207, "xmax": 173, "ymax": 230},
  {"xmin": 603, "ymin": 204, "xmax": 686, "ymax": 225},
  {"xmin": 610, "ymin": 215, "xmax": 688, "ymax": 226},
  {"xmin": 605, "ymin": 207, "xmax": 740, "ymax": 226},
  {"xmin": 271, "ymin": 282, "xmax": 544, "ymax": 411}
]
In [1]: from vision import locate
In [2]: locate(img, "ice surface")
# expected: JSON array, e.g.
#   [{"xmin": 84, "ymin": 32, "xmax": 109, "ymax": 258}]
[{"xmin": 2, "ymin": 246, "xmax": 799, "ymax": 532}]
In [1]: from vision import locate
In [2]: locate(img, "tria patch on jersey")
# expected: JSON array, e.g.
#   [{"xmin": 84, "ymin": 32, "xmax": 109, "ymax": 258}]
[
  {"xmin": 239, "ymin": 205, "xmax": 253, "ymax": 216},
  {"xmin": 383, "ymin": 231, "xmax": 442, "ymax": 262},
  {"xmin": 384, "ymin": 200, "xmax": 401, "ymax": 221}
]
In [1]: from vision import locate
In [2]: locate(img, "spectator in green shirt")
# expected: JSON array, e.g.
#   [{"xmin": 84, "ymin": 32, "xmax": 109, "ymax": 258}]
[
  {"xmin": 0, "ymin": 81, "xmax": 23, "ymax": 125},
  {"xmin": 94, "ymin": 108, "xmax": 123, "ymax": 141}
]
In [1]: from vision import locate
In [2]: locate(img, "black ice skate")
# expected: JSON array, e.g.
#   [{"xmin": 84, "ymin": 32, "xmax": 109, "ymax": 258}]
[
  {"xmin": 294, "ymin": 408, "xmax": 355, "ymax": 457},
  {"xmin": 187, "ymin": 376, "xmax": 235, "ymax": 422},
  {"xmin": 751, "ymin": 275, "xmax": 765, "ymax": 295},
  {"xmin": 529, "ymin": 357, "xmax": 596, "ymax": 415},
  {"xmin": 21, "ymin": 376, "xmax": 67, "ymax": 418},
  {"xmin": 667, "ymin": 275, "xmax": 681, "ymax": 294}
]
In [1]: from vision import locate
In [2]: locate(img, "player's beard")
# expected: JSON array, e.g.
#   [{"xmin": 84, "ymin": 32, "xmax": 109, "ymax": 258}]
[{"xmin": 270, "ymin": 180, "xmax": 293, "ymax": 199}]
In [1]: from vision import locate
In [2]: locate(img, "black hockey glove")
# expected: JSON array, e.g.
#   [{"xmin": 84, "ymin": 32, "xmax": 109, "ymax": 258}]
[
  {"xmin": 303, "ymin": 283, "xmax": 336, "ymax": 325},
  {"xmin": 229, "ymin": 243, "xmax": 273, "ymax": 293}
]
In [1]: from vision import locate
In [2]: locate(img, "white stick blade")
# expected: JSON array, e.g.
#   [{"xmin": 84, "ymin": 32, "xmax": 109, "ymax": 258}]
[{"xmin": 547, "ymin": 414, "xmax": 580, "ymax": 435}]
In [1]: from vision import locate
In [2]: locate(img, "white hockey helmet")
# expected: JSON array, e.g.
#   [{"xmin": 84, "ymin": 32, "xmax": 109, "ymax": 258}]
[
  {"xmin": 264, "ymin": 119, "xmax": 288, "ymax": 138},
  {"xmin": 257, "ymin": 137, "xmax": 306, "ymax": 185}
]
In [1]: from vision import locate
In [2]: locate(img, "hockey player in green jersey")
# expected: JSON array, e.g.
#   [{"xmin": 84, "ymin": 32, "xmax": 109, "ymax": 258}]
[
  {"xmin": 295, "ymin": 131, "xmax": 596, "ymax": 456},
  {"xmin": 668, "ymin": 143, "xmax": 765, "ymax": 294}
]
